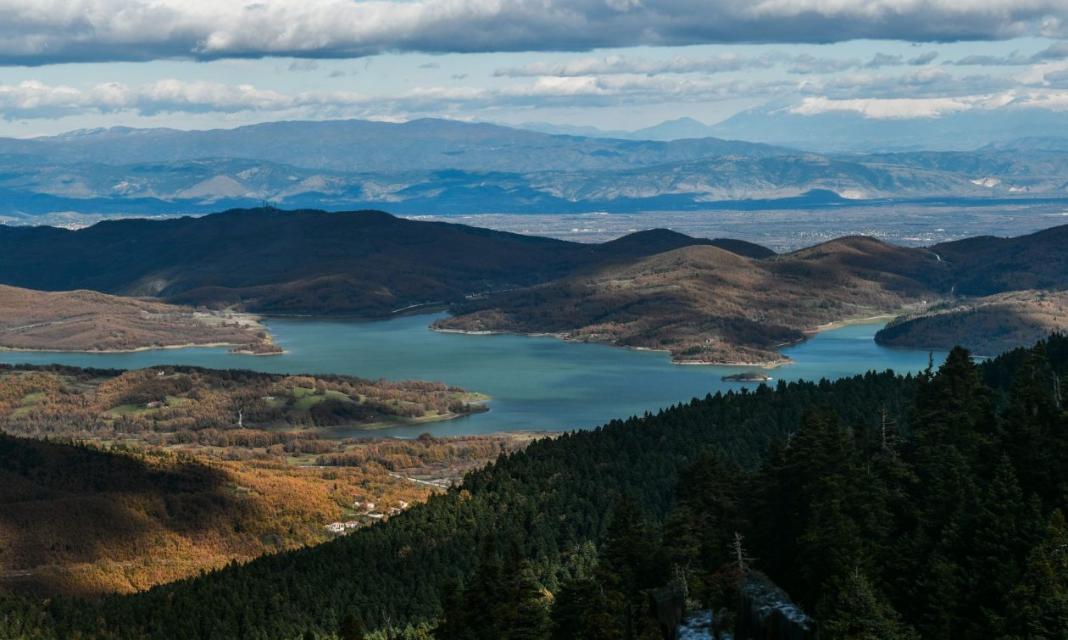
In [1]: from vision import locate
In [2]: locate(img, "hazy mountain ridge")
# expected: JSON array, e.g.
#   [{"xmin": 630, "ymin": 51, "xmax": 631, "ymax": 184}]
[
  {"xmin": 707, "ymin": 105, "xmax": 1068, "ymax": 153},
  {"xmin": 1, "ymin": 118, "xmax": 1066, "ymax": 217}
]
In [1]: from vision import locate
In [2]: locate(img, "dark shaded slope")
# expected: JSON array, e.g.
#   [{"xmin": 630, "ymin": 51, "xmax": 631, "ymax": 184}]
[
  {"xmin": 0, "ymin": 435, "xmax": 236, "ymax": 596},
  {"xmin": 874, "ymin": 290, "xmax": 1068, "ymax": 355},
  {"xmin": 707, "ymin": 238, "xmax": 777, "ymax": 259},
  {"xmin": 932, "ymin": 224, "xmax": 1068, "ymax": 295},
  {"xmin": 0, "ymin": 208, "xmax": 709, "ymax": 316}
]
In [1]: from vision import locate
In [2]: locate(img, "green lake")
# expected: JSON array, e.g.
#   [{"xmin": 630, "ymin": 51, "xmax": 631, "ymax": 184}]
[{"xmin": 0, "ymin": 313, "xmax": 945, "ymax": 437}]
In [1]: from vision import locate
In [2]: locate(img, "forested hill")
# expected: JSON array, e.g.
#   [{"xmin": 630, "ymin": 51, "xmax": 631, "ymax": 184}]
[
  {"xmin": 0, "ymin": 208, "xmax": 718, "ymax": 316},
  {"xmin": 5, "ymin": 334, "xmax": 1067, "ymax": 639}
]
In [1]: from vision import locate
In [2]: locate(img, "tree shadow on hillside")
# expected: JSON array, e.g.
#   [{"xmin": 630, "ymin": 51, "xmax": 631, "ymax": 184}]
[{"xmin": 0, "ymin": 435, "xmax": 256, "ymax": 597}]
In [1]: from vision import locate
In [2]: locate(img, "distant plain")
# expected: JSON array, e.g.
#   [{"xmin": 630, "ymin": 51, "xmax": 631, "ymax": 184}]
[{"xmin": 411, "ymin": 200, "xmax": 1068, "ymax": 250}]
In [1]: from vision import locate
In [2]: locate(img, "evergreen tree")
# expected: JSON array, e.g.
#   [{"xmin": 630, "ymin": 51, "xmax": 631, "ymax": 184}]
[
  {"xmin": 340, "ymin": 613, "xmax": 366, "ymax": 640},
  {"xmin": 820, "ymin": 570, "xmax": 914, "ymax": 640},
  {"xmin": 550, "ymin": 577, "xmax": 616, "ymax": 640},
  {"xmin": 663, "ymin": 450, "xmax": 745, "ymax": 607},
  {"xmin": 962, "ymin": 457, "xmax": 1042, "ymax": 636},
  {"xmin": 508, "ymin": 561, "xmax": 551, "ymax": 640},
  {"xmin": 596, "ymin": 497, "xmax": 663, "ymax": 640},
  {"xmin": 1005, "ymin": 510, "xmax": 1068, "ymax": 639},
  {"xmin": 1002, "ymin": 345, "xmax": 1063, "ymax": 500}
]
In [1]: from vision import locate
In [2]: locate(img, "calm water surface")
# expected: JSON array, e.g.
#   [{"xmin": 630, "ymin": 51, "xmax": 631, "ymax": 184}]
[{"xmin": 0, "ymin": 313, "xmax": 945, "ymax": 437}]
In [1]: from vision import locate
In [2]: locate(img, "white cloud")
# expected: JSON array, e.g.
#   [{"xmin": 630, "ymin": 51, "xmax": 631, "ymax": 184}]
[
  {"xmin": 788, "ymin": 89, "xmax": 1068, "ymax": 119},
  {"xmin": 949, "ymin": 40, "xmax": 1068, "ymax": 66},
  {"xmin": 0, "ymin": 64, "xmax": 1062, "ymax": 123},
  {"xmin": 908, "ymin": 51, "xmax": 939, "ymax": 65},
  {"xmin": 0, "ymin": 79, "xmax": 369, "ymax": 118},
  {"xmin": 0, "ymin": 0, "xmax": 1065, "ymax": 65},
  {"xmin": 495, "ymin": 53, "xmax": 778, "ymax": 77},
  {"xmin": 790, "ymin": 96, "xmax": 980, "ymax": 119},
  {"xmin": 0, "ymin": 73, "xmax": 797, "ymax": 120},
  {"xmin": 496, "ymin": 49, "xmax": 944, "ymax": 79}
]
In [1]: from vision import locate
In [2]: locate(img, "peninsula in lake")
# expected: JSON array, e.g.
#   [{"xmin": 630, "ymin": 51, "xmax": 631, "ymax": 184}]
[
  {"xmin": 0, "ymin": 284, "xmax": 279, "ymax": 354},
  {"xmin": 876, "ymin": 290, "xmax": 1068, "ymax": 356}
]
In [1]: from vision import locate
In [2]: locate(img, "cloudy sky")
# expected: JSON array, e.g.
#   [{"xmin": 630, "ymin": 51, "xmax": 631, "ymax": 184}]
[{"xmin": 2, "ymin": 0, "xmax": 1068, "ymax": 136}]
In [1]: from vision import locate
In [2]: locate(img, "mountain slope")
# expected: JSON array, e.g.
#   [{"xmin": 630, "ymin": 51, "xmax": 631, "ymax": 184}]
[
  {"xmin": 0, "ymin": 209, "xmax": 716, "ymax": 316},
  {"xmin": 1, "ymin": 119, "xmax": 787, "ymax": 174},
  {"xmin": 932, "ymin": 224, "xmax": 1068, "ymax": 295},
  {"xmin": 709, "ymin": 104, "xmax": 1068, "ymax": 152}
]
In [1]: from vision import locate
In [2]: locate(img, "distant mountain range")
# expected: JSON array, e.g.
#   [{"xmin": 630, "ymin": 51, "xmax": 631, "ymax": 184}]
[
  {"xmin": 2, "ymin": 118, "xmax": 1068, "ymax": 219},
  {"xmin": 523, "ymin": 107, "xmax": 1068, "ymax": 153},
  {"xmin": 708, "ymin": 105, "xmax": 1068, "ymax": 153}
]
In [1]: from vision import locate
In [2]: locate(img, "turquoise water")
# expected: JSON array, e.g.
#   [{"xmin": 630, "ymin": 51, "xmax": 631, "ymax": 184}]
[{"xmin": 0, "ymin": 313, "xmax": 944, "ymax": 437}]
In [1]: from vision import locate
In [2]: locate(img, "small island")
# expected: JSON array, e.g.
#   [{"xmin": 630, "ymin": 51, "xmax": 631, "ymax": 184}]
[{"xmin": 722, "ymin": 372, "xmax": 773, "ymax": 383}]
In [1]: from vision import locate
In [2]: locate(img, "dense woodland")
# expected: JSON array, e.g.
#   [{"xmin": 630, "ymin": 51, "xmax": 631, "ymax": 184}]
[{"xmin": 1, "ymin": 335, "xmax": 1066, "ymax": 639}]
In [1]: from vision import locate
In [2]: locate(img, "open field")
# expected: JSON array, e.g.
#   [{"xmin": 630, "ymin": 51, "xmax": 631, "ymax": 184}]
[
  {"xmin": 409, "ymin": 200, "xmax": 1068, "ymax": 250},
  {"xmin": 0, "ymin": 285, "xmax": 280, "ymax": 354}
]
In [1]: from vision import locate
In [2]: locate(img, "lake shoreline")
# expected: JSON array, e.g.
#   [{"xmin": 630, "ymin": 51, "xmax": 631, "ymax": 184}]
[
  {"xmin": 431, "ymin": 326, "xmax": 794, "ymax": 367},
  {"xmin": 0, "ymin": 341, "xmax": 285, "ymax": 356},
  {"xmin": 0, "ymin": 312, "xmax": 947, "ymax": 437}
]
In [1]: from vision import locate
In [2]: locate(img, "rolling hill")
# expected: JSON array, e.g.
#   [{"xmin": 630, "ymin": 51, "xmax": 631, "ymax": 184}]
[
  {"xmin": 433, "ymin": 224, "xmax": 1065, "ymax": 364},
  {"xmin": 437, "ymin": 236, "xmax": 946, "ymax": 364},
  {"xmin": 932, "ymin": 224, "xmax": 1068, "ymax": 295},
  {"xmin": 2, "ymin": 208, "xmax": 1062, "ymax": 362},
  {"xmin": 0, "ymin": 209, "xmax": 719, "ymax": 316}
]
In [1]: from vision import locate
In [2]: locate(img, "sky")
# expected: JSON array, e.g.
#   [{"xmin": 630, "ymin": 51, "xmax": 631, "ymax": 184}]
[{"xmin": 2, "ymin": 1, "xmax": 1068, "ymax": 137}]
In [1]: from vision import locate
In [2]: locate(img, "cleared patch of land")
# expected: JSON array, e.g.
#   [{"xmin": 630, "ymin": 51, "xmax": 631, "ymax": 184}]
[
  {"xmin": 0, "ymin": 365, "xmax": 511, "ymax": 597},
  {"xmin": 0, "ymin": 284, "xmax": 280, "ymax": 354},
  {"xmin": 875, "ymin": 290, "xmax": 1068, "ymax": 356}
]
